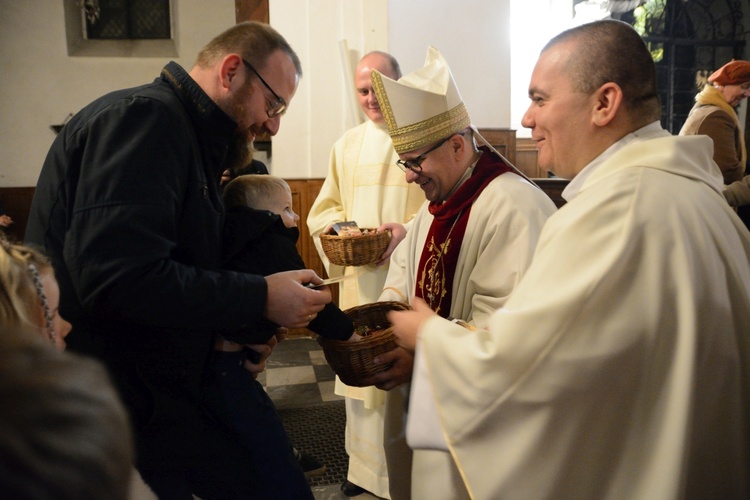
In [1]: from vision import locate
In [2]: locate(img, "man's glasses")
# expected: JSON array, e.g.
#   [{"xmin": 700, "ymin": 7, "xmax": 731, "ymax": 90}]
[
  {"xmin": 396, "ymin": 135, "xmax": 452, "ymax": 173},
  {"xmin": 242, "ymin": 58, "xmax": 287, "ymax": 118}
]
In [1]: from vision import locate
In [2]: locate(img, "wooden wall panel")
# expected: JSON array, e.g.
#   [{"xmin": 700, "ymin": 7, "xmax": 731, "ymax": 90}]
[
  {"xmin": 285, "ymin": 178, "xmax": 326, "ymax": 280},
  {"xmin": 235, "ymin": 0, "xmax": 269, "ymax": 23},
  {"xmin": 0, "ymin": 187, "xmax": 35, "ymax": 243},
  {"xmin": 534, "ymin": 178, "xmax": 569, "ymax": 208},
  {"xmin": 516, "ymin": 137, "xmax": 543, "ymax": 178},
  {"xmin": 476, "ymin": 128, "xmax": 516, "ymax": 166},
  {"xmin": 285, "ymin": 178, "xmax": 338, "ymax": 338}
]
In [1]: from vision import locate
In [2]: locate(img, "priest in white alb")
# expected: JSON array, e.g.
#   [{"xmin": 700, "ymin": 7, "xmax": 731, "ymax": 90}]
[{"xmin": 307, "ymin": 51, "xmax": 424, "ymax": 498}]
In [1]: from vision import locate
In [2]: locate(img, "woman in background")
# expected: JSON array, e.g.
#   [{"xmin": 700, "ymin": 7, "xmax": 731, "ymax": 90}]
[{"xmin": 680, "ymin": 59, "xmax": 750, "ymax": 185}]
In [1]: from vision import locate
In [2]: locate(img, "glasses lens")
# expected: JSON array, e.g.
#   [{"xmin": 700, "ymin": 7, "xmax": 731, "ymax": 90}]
[
  {"xmin": 243, "ymin": 58, "xmax": 287, "ymax": 118},
  {"xmin": 396, "ymin": 135, "xmax": 454, "ymax": 173},
  {"xmin": 396, "ymin": 159, "xmax": 420, "ymax": 173},
  {"xmin": 268, "ymin": 100, "xmax": 286, "ymax": 117}
]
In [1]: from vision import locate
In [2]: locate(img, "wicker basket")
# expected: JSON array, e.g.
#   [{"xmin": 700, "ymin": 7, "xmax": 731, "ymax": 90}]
[
  {"xmin": 320, "ymin": 229, "xmax": 391, "ymax": 267},
  {"xmin": 318, "ymin": 301, "xmax": 411, "ymax": 387}
]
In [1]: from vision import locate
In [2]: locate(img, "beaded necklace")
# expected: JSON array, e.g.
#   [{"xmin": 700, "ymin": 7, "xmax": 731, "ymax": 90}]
[{"xmin": 28, "ymin": 262, "xmax": 57, "ymax": 345}]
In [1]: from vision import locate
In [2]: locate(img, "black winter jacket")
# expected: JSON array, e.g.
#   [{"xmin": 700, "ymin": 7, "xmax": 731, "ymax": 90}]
[
  {"xmin": 223, "ymin": 205, "xmax": 353, "ymax": 340},
  {"xmin": 25, "ymin": 62, "xmax": 275, "ymax": 434}
]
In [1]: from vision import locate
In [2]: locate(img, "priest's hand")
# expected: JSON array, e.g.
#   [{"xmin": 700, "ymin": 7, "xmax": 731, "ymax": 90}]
[
  {"xmin": 361, "ymin": 347, "xmax": 414, "ymax": 390},
  {"xmin": 388, "ymin": 297, "xmax": 435, "ymax": 352},
  {"xmin": 376, "ymin": 222, "xmax": 407, "ymax": 266}
]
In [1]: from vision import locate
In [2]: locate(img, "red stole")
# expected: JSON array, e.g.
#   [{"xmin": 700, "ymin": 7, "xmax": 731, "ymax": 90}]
[{"xmin": 415, "ymin": 147, "xmax": 512, "ymax": 317}]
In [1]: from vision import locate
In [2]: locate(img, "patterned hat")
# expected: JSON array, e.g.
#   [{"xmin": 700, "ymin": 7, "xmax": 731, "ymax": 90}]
[
  {"xmin": 708, "ymin": 60, "xmax": 750, "ymax": 86},
  {"xmin": 371, "ymin": 47, "xmax": 471, "ymax": 154}
]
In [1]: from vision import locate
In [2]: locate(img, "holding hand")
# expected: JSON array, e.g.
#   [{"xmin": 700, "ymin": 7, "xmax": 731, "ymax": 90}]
[
  {"xmin": 375, "ymin": 222, "xmax": 407, "ymax": 266},
  {"xmin": 275, "ymin": 326, "xmax": 289, "ymax": 343},
  {"xmin": 387, "ymin": 297, "xmax": 436, "ymax": 352},
  {"xmin": 360, "ymin": 346, "xmax": 414, "ymax": 391},
  {"xmin": 243, "ymin": 335, "xmax": 279, "ymax": 379},
  {"xmin": 265, "ymin": 269, "xmax": 331, "ymax": 328}
]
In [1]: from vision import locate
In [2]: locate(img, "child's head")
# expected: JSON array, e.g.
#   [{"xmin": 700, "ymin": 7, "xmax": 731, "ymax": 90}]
[
  {"xmin": 0, "ymin": 238, "xmax": 71, "ymax": 350},
  {"xmin": 223, "ymin": 174, "xmax": 300, "ymax": 228}
]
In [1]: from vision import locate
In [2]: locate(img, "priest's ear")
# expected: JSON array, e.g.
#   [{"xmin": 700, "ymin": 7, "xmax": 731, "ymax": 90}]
[{"xmin": 591, "ymin": 82, "xmax": 623, "ymax": 127}]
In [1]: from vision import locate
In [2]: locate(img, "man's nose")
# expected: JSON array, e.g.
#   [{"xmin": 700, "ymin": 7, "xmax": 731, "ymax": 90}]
[
  {"xmin": 521, "ymin": 107, "xmax": 534, "ymax": 129},
  {"xmin": 263, "ymin": 115, "xmax": 281, "ymax": 136},
  {"xmin": 405, "ymin": 168, "xmax": 420, "ymax": 183}
]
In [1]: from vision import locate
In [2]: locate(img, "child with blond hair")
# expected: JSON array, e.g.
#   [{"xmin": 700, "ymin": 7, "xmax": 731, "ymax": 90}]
[{"xmin": 205, "ymin": 175, "xmax": 355, "ymax": 499}]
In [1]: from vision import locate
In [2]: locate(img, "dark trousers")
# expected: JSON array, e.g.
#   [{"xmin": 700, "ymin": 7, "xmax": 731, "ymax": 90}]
[
  {"xmin": 136, "ymin": 405, "xmax": 263, "ymax": 500},
  {"xmin": 200, "ymin": 350, "xmax": 313, "ymax": 500}
]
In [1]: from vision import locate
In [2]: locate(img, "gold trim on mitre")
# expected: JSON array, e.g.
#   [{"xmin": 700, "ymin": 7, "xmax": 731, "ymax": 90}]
[
  {"xmin": 371, "ymin": 69, "xmax": 397, "ymax": 136},
  {"xmin": 390, "ymin": 103, "xmax": 470, "ymax": 153},
  {"xmin": 371, "ymin": 46, "xmax": 472, "ymax": 154}
]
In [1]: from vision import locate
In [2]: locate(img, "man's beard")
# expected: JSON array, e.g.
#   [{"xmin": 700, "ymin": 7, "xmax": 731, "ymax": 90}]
[
  {"xmin": 218, "ymin": 82, "xmax": 255, "ymax": 175},
  {"xmin": 223, "ymin": 132, "xmax": 252, "ymax": 174}
]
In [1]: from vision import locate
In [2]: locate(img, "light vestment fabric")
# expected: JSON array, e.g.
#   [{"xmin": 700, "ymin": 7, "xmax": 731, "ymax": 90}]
[
  {"xmin": 308, "ymin": 120, "xmax": 424, "ymax": 315},
  {"xmin": 380, "ymin": 171, "xmax": 557, "ymax": 326},
  {"xmin": 410, "ymin": 127, "xmax": 750, "ymax": 499},
  {"xmin": 380, "ymin": 161, "xmax": 557, "ymax": 499},
  {"xmin": 307, "ymin": 119, "xmax": 424, "ymax": 498}
]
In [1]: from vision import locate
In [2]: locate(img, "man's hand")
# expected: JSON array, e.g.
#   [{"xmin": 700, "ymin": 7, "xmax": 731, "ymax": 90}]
[
  {"xmin": 388, "ymin": 297, "xmax": 435, "ymax": 352},
  {"xmin": 242, "ymin": 335, "xmax": 279, "ymax": 379},
  {"xmin": 265, "ymin": 270, "xmax": 331, "ymax": 328},
  {"xmin": 275, "ymin": 326, "xmax": 289, "ymax": 343},
  {"xmin": 375, "ymin": 222, "xmax": 407, "ymax": 266},
  {"xmin": 359, "ymin": 346, "xmax": 414, "ymax": 391}
]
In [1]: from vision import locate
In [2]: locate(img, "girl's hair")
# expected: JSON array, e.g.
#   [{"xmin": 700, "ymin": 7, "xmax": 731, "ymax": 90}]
[
  {"xmin": 223, "ymin": 174, "xmax": 291, "ymax": 212},
  {"xmin": 0, "ymin": 237, "xmax": 56, "ymax": 344}
]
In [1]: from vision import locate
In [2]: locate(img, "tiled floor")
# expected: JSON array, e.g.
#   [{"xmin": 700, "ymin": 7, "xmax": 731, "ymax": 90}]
[
  {"xmin": 261, "ymin": 336, "xmax": 383, "ymax": 500},
  {"xmin": 259, "ymin": 337, "xmax": 342, "ymax": 410}
]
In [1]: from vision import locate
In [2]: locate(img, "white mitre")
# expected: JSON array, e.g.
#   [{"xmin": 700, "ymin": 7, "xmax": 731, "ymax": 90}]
[{"xmin": 371, "ymin": 46, "xmax": 471, "ymax": 154}]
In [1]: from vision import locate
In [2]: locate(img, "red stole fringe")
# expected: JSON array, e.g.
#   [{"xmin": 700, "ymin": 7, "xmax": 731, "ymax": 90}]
[{"xmin": 415, "ymin": 147, "xmax": 513, "ymax": 317}]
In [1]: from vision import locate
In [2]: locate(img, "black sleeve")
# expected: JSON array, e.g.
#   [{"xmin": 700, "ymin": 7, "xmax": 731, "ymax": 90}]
[
  {"xmin": 39, "ymin": 97, "xmax": 268, "ymax": 333},
  {"xmin": 308, "ymin": 303, "xmax": 354, "ymax": 340}
]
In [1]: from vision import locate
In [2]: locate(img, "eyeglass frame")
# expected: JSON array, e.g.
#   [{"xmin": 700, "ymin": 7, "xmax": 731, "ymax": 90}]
[
  {"xmin": 396, "ymin": 135, "xmax": 453, "ymax": 173},
  {"xmin": 241, "ymin": 58, "xmax": 287, "ymax": 118}
]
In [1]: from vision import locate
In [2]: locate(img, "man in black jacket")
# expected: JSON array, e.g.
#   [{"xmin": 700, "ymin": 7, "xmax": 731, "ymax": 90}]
[{"xmin": 25, "ymin": 21, "xmax": 330, "ymax": 499}]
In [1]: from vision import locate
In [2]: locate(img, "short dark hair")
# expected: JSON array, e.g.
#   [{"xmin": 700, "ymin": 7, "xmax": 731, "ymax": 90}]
[
  {"xmin": 195, "ymin": 21, "xmax": 302, "ymax": 78},
  {"xmin": 544, "ymin": 20, "xmax": 661, "ymax": 123}
]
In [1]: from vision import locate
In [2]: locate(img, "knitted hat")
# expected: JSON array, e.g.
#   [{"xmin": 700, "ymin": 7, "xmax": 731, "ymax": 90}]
[
  {"xmin": 371, "ymin": 47, "xmax": 471, "ymax": 154},
  {"xmin": 708, "ymin": 60, "xmax": 750, "ymax": 86}
]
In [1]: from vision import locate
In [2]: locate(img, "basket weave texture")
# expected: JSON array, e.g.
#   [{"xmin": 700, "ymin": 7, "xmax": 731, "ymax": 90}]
[
  {"xmin": 320, "ymin": 229, "xmax": 391, "ymax": 267},
  {"xmin": 318, "ymin": 301, "xmax": 411, "ymax": 387}
]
